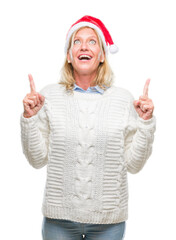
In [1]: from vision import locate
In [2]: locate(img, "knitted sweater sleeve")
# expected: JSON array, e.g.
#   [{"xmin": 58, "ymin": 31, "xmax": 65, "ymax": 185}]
[
  {"xmin": 124, "ymin": 94, "xmax": 156, "ymax": 174},
  {"xmin": 20, "ymin": 88, "xmax": 50, "ymax": 169}
]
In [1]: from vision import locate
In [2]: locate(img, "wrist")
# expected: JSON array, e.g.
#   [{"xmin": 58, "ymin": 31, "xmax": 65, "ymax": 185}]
[
  {"xmin": 137, "ymin": 115, "xmax": 156, "ymax": 127},
  {"xmin": 23, "ymin": 112, "xmax": 32, "ymax": 118},
  {"xmin": 140, "ymin": 115, "xmax": 153, "ymax": 120}
]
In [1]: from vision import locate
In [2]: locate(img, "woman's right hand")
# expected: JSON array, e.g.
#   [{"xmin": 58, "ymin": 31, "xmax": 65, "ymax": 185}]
[{"xmin": 23, "ymin": 74, "xmax": 45, "ymax": 118}]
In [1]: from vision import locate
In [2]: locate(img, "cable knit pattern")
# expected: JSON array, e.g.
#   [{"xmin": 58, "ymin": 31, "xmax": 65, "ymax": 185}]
[{"xmin": 20, "ymin": 83, "xmax": 156, "ymax": 224}]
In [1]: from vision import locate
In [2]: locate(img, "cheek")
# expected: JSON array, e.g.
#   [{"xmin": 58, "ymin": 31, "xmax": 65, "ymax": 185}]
[
  {"xmin": 91, "ymin": 46, "xmax": 101, "ymax": 57},
  {"xmin": 72, "ymin": 45, "xmax": 80, "ymax": 53},
  {"xmin": 70, "ymin": 47, "xmax": 80, "ymax": 61}
]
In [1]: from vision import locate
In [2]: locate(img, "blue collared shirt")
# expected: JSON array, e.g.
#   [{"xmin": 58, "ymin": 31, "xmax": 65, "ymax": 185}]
[{"xmin": 73, "ymin": 83, "xmax": 105, "ymax": 94}]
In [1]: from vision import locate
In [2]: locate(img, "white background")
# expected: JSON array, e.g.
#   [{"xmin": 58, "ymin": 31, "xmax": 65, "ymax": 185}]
[{"xmin": 0, "ymin": 0, "xmax": 175, "ymax": 239}]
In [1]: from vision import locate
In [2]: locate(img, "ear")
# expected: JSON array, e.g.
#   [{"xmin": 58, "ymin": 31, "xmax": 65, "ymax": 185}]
[
  {"xmin": 67, "ymin": 52, "xmax": 71, "ymax": 63},
  {"xmin": 100, "ymin": 51, "xmax": 105, "ymax": 63}
]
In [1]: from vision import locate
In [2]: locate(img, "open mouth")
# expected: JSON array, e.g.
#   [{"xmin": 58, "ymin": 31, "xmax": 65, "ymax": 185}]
[{"xmin": 78, "ymin": 55, "xmax": 92, "ymax": 61}]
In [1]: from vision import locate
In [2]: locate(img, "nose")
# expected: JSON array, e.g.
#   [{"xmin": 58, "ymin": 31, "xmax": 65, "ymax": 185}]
[{"xmin": 80, "ymin": 41, "xmax": 88, "ymax": 51}]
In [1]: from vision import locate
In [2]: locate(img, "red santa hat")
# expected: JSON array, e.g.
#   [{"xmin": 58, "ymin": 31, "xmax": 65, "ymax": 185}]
[{"xmin": 64, "ymin": 15, "xmax": 118, "ymax": 55}]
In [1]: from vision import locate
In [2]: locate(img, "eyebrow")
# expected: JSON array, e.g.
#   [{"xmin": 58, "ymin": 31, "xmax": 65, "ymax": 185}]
[{"xmin": 74, "ymin": 35, "xmax": 97, "ymax": 39}]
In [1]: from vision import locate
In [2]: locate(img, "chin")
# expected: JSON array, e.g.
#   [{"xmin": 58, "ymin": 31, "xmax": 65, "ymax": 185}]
[
  {"xmin": 77, "ymin": 68, "xmax": 96, "ymax": 75},
  {"xmin": 75, "ymin": 64, "xmax": 99, "ymax": 75}
]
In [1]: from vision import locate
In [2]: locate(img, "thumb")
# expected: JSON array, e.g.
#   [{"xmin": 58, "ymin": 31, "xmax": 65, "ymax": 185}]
[
  {"xmin": 38, "ymin": 94, "xmax": 45, "ymax": 103},
  {"xmin": 133, "ymin": 100, "xmax": 140, "ymax": 108}
]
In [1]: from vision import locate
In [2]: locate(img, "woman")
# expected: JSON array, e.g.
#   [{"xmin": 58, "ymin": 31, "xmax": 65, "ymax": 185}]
[{"xmin": 21, "ymin": 16, "xmax": 156, "ymax": 240}]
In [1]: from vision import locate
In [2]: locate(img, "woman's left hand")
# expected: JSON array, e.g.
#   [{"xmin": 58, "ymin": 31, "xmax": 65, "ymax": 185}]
[{"xmin": 133, "ymin": 79, "xmax": 154, "ymax": 120}]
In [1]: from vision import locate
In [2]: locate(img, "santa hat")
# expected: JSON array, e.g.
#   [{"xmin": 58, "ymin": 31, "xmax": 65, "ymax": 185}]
[{"xmin": 64, "ymin": 15, "xmax": 118, "ymax": 55}]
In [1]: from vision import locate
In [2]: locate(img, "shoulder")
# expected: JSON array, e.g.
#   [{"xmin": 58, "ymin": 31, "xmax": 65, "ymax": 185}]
[
  {"xmin": 39, "ymin": 83, "xmax": 66, "ymax": 97},
  {"xmin": 111, "ymin": 85, "xmax": 134, "ymax": 102}
]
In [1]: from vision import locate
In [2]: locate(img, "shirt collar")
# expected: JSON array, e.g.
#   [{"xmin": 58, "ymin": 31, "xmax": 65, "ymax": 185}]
[{"xmin": 73, "ymin": 83, "xmax": 105, "ymax": 94}]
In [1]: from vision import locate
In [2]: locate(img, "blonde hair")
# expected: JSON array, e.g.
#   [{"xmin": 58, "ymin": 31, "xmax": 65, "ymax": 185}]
[{"xmin": 59, "ymin": 27, "xmax": 114, "ymax": 93}]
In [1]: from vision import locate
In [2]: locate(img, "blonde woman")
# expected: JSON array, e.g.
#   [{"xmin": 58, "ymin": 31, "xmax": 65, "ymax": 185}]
[{"xmin": 21, "ymin": 16, "xmax": 156, "ymax": 240}]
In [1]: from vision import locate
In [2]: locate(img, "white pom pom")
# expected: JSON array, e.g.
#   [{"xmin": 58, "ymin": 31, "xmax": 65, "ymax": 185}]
[{"xmin": 109, "ymin": 44, "xmax": 119, "ymax": 54}]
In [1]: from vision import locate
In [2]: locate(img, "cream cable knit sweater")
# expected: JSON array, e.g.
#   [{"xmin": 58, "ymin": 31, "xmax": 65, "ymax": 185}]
[{"xmin": 20, "ymin": 83, "xmax": 156, "ymax": 224}]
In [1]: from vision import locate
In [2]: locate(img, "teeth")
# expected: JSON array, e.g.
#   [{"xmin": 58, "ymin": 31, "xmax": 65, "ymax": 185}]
[{"xmin": 79, "ymin": 55, "xmax": 92, "ymax": 60}]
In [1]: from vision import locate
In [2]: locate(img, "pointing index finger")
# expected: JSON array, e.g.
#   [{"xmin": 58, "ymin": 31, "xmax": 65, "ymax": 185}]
[
  {"xmin": 143, "ymin": 78, "xmax": 150, "ymax": 97},
  {"xmin": 28, "ymin": 74, "xmax": 36, "ymax": 93}
]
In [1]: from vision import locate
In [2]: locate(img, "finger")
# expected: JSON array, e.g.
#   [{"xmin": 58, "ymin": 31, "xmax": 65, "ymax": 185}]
[
  {"xmin": 140, "ymin": 102, "xmax": 154, "ymax": 113},
  {"xmin": 28, "ymin": 96, "xmax": 37, "ymax": 106},
  {"xmin": 133, "ymin": 100, "xmax": 140, "ymax": 108},
  {"xmin": 28, "ymin": 74, "xmax": 36, "ymax": 93},
  {"xmin": 142, "ymin": 104, "xmax": 150, "ymax": 112},
  {"xmin": 140, "ymin": 100, "xmax": 151, "ymax": 105},
  {"xmin": 143, "ymin": 78, "xmax": 150, "ymax": 97},
  {"xmin": 134, "ymin": 100, "xmax": 148, "ymax": 112},
  {"xmin": 139, "ymin": 95, "xmax": 148, "ymax": 100},
  {"xmin": 143, "ymin": 103, "xmax": 154, "ymax": 112},
  {"xmin": 23, "ymin": 99, "xmax": 35, "ymax": 109},
  {"xmin": 31, "ymin": 92, "xmax": 40, "ymax": 105},
  {"xmin": 35, "ymin": 93, "xmax": 40, "ymax": 104}
]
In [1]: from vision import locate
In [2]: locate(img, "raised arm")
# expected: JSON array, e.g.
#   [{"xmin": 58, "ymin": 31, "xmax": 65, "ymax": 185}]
[
  {"xmin": 20, "ymin": 74, "xmax": 50, "ymax": 169},
  {"xmin": 23, "ymin": 74, "xmax": 45, "ymax": 118},
  {"xmin": 124, "ymin": 79, "xmax": 156, "ymax": 174},
  {"xmin": 133, "ymin": 78, "xmax": 154, "ymax": 120}
]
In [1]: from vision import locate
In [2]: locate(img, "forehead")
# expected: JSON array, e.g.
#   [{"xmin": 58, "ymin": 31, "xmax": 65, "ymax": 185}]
[{"xmin": 74, "ymin": 27, "xmax": 98, "ymax": 38}]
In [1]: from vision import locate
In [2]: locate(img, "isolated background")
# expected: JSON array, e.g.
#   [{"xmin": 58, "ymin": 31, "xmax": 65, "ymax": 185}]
[{"xmin": 0, "ymin": 0, "xmax": 175, "ymax": 239}]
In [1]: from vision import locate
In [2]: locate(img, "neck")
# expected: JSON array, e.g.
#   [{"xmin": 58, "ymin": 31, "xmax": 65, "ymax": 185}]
[{"xmin": 74, "ymin": 71, "xmax": 97, "ymax": 90}]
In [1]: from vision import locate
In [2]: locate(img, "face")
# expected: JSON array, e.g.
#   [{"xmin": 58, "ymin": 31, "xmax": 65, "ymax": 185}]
[{"xmin": 67, "ymin": 27, "xmax": 104, "ymax": 76}]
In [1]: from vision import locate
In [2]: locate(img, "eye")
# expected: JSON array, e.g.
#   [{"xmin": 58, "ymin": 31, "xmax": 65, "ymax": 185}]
[
  {"xmin": 74, "ymin": 39, "xmax": 81, "ymax": 45},
  {"xmin": 89, "ymin": 39, "xmax": 96, "ymax": 45}
]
